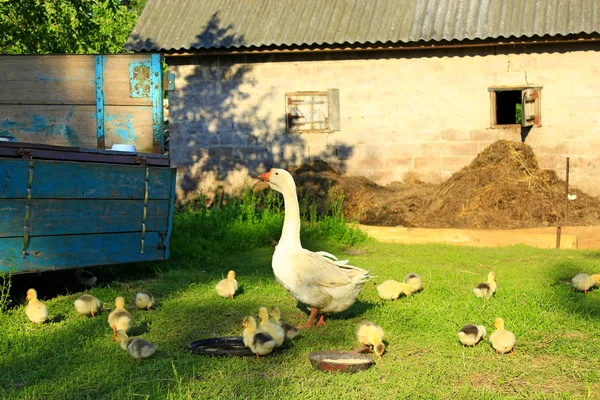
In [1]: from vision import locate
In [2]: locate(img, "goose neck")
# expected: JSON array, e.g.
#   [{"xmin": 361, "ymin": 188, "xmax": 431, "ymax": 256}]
[{"xmin": 279, "ymin": 185, "xmax": 302, "ymax": 248}]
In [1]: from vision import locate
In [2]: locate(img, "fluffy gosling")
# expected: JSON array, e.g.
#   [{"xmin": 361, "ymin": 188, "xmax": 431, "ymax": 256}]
[
  {"xmin": 216, "ymin": 270, "xmax": 238, "ymax": 300},
  {"xmin": 458, "ymin": 324, "xmax": 486, "ymax": 347},
  {"xmin": 74, "ymin": 294, "xmax": 103, "ymax": 317},
  {"xmin": 489, "ymin": 317, "xmax": 516, "ymax": 355},
  {"xmin": 107, "ymin": 296, "xmax": 132, "ymax": 341},
  {"xmin": 403, "ymin": 272, "xmax": 423, "ymax": 292},
  {"xmin": 75, "ymin": 269, "xmax": 97, "ymax": 288},
  {"xmin": 269, "ymin": 306, "xmax": 299, "ymax": 340},
  {"xmin": 377, "ymin": 280, "xmax": 412, "ymax": 301},
  {"xmin": 114, "ymin": 330, "xmax": 156, "ymax": 360},
  {"xmin": 25, "ymin": 289, "xmax": 48, "ymax": 324},
  {"xmin": 356, "ymin": 321, "xmax": 385, "ymax": 358},
  {"xmin": 571, "ymin": 273, "xmax": 600, "ymax": 293},
  {"xmin": 258, "ymin": 306, "xmax": 285, "ymax": 346},
  {"xmin": 242, "ymin": 316, "xmax": 276, "ymax": 358},
  {"xmin": 135, "ymin": 291, "xmax": 155, "ymax": 310},
  {"xmin": 473, "ymin": 271, "xmax": 497, "ymax": 299}
]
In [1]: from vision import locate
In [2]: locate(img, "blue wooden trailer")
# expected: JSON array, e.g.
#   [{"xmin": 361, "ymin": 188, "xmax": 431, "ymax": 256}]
[{"xmin": 0, "ymin": 54, "xmax": 176, "ymax": 274}]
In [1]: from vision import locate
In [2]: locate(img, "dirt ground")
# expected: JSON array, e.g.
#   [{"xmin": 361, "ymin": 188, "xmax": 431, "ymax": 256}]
[{"xmin": 285, "ymin": 140, "xmax": 600, "ymax": 229}]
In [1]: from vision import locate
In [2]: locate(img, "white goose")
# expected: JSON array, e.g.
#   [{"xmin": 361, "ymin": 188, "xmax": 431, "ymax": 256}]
[{"xmin": 258, "ymin": 168, "xmax": 372, "ymax": 328}]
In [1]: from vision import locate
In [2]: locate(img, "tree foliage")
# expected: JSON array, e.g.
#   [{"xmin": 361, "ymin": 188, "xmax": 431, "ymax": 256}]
[{"xmin": 0, "ymin": 0, "xmax": 146, "ymax": 54}]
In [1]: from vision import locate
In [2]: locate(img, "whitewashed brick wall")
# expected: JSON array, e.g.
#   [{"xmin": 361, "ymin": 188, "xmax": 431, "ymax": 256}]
[{"xmin": 167, "ymin": 42, "xmax": 600, "ymax": 200}]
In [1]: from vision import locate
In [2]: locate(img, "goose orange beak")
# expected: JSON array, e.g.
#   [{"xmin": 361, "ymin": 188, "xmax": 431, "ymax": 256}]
[{"xmin": 258, "ymin": 169, "xmax": 272, "ymax": 182}]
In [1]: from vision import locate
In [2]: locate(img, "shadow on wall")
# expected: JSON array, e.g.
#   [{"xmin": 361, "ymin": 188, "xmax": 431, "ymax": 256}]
[{"xmin": 164, "ymin": 13, "xmax": 354, "ymax": 201}]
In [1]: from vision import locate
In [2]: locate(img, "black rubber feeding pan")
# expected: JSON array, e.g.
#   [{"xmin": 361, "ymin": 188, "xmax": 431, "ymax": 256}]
[{"xmin": 187, "ymin": 337, "xmax": 253, "ymax": 356}]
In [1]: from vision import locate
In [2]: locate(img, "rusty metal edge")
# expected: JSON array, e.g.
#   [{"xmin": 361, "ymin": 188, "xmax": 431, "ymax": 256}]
[{"xmin": 0, "ymin": 141, "xmax": 169, "ymax": 167}]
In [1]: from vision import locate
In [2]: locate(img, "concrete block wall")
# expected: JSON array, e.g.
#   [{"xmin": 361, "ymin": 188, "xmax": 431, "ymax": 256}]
[{"xmin": 167, "ymin": 42, "xmax": 600, "ymax": 200}]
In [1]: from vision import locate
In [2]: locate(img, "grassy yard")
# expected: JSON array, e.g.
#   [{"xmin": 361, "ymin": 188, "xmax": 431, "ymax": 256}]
[{"xmin": 1, "ymin": 195, "xmax": 600, "ymax": 399}]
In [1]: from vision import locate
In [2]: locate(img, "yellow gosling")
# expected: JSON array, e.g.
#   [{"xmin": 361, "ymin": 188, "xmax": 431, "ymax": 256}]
[
  {"xmin": 489, "ymin": 318, "xmax": 516, "ymax": 355},
  {"xmin": 377, "ymin": 280, "xmax": 402, "ymax": 301},
  {"xmin": 242, "ymin": 316, "xmax": 276, "ymax": 358},
  {"xmin": 473, "ymin": 271, "xmax": 497, "ymax": 299},
  {"xmin": 269, "ymin": 306, "xmax": 299, "ymax": 340},
  {"xmin": 25, "ymin": 289, "xmax": 48, "ymax": 324},
  {"xmin": 215, "ymin": 270, "xmax": 238, "ymax": 300},
  {"xmin": 107, "ymin": 296, "xmax": 132, "ymax": 341},
  {"xmin": 135, "ymin": 291, "xmax": 155, "ymax": 310},
  {"xmin": 258, "ymin": 307, "xmax": 285, "ymax": 346},
  {"xmin": 356, "ymin": 321, "xmax": 385, "ymax": 358},
  {"xmin": 377, "ymin": 280, "xmax": 412, "ymax": 301},
  {"xmin": 399, "ymin": 282, "xmax": 412, "ymax": 297},
  {"xmin": 74, "ymin": 294, "xmax": 103, "ymax": 317}
]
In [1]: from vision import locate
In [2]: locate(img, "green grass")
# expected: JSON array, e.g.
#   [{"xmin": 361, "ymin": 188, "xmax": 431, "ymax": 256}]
[{"xmin": 2, "ymin": 192, "xmax": 600, "ymax": 399}]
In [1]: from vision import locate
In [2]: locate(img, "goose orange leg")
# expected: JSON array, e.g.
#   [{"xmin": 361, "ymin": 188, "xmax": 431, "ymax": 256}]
[
  {"xmin": 298, "ymin": 307, "xmax": 319, "ymax": 329},
  {"xmin": 316, "ymin": 314, "xmax": 327, "ymax": 326},
  {"xmin": 111, "ymin": 324, "xmax": 117, "ymax": 341}
]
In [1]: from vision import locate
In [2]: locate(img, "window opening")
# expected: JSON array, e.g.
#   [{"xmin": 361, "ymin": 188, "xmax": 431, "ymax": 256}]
[
  {"xmin": 489, "ymin": 86, "xmax": 541, "ymax": 128},
  {"xmin": 496, "ymin": 90, "xmax": 522, "ymax": 125}
]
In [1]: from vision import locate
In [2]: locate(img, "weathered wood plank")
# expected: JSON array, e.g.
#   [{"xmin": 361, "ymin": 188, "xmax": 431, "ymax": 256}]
[
  {"xmin": 0, "ymin": 232, "xmax": 165, "ymax": 274},
  {"xmin": 356, "ymin": 224, "xmax": 578, "ymax": 249},
  {"xmin": 0, "ymin": 199, "xmax": 170, "ymax": 237},
  {"xmin": 0, "ymin": 159, "xmax": 173, "ymax": 200},
  {"xmin": 103, "ymin": 55, "xmax": 154, "ymax": 106},
  {"xmin": 0, "ymin": 55, "xmax": 96, "ymax": 105},
  {"xmin": 0, "ymin": 105, "xmax": 97, "ymax": 147},
  {"xmin": 104, "ymin": 106, "xmax": 154, "ymax": 153},
  {"xmin": 0, "ymin": 105, "xmax": 157, "ymax": 154}
]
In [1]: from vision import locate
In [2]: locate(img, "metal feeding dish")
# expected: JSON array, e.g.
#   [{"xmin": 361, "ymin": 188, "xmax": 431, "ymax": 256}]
[
  {"xmin": 187, "ymin": 336, "xmax": 253, "ymax": 356},
  {"xmin": 308, "ymin": 351, "xmax": 374, "ymax": 373},
  {"xmin": 111, "ymin": 144, "xmax": 137, "ymax": 152}
]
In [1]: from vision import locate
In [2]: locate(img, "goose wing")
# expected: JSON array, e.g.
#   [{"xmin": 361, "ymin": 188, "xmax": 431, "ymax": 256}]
[
  {"xmin": 314, "ymin": 251, "xmax": 350, "ymax": 265},
  {"xmin": 288, "ymin": 249, "xmax": 367, "ymax": 288}
]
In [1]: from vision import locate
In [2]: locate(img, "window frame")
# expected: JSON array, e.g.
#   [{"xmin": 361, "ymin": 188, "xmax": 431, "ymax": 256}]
[
  {"xmin": 285, "ymin": 89, "xmax": 340, "ymax": 134},
  {"xmin": 488, "ymin": 86, "xmax": 542, "ymax": 128}
]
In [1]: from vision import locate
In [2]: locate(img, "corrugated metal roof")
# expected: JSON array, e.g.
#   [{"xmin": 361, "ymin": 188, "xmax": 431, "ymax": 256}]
[{"xmin": 125, "ymin": 0, "xmax": 600, "ymax": 52}]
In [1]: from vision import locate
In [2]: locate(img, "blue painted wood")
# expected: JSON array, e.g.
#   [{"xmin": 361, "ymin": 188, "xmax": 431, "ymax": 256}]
[
  {"xmin": 95, "ymin": 55, "xmax": 105, "ymax": 149},
  {"xmin": 151, "ymin": 54, "xmax": 164, "ymax": 154},
  {"xmin": 0, "ymin": 54, "xmax": 165, "ymax": 154},
  {"xmin": 0, "ymin": 159, "xmax": 172, "ymax": 200},
  {"xmin": 0, "ymin": 105, "xmax": 90, "ymax": 147},
  {"xmin": 0, "ymin": 199, "xmax": 170, "ymax": 237},
  {"xmin": 164, "ymin": 168, "xmax": 177, "ymax": 259},
  {"xmin": 0, "ymin": 232, "xmax": 165, "ymax": 274}
]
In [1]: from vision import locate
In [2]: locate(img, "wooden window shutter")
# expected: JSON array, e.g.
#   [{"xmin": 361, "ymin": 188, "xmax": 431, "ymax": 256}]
[
  {"xmin": 328, "ymin": 89, "xmax": 340, "ymax": 131},
  {"xmin": 522, "ymin": 88, "xmax": 541, "ymax": 127}
]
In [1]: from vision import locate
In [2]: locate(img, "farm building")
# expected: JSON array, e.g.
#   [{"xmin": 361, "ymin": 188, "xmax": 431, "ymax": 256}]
[{"xmin": 125, "ymin": 0, "xmax": 600, "ymax": 200}]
